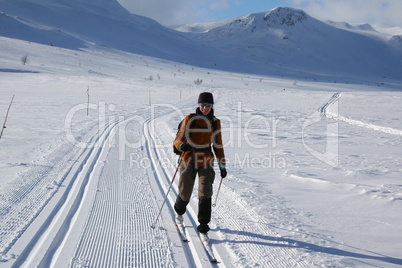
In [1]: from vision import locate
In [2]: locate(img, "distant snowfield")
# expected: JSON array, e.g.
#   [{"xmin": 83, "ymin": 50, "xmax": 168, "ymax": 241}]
[{"xmin": 1, "ymin": 34, "xmax": 401, "ymax": 267}]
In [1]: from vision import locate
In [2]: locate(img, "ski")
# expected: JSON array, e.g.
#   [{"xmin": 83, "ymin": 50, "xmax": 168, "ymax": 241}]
[
  {"xmin": 200, "ymin": 233, "xmax": 217, "ymax": 263},
  {"xmin": 175, "ymin": 223, "xmax": 189, "ymax": 242},
  {"xmin": 175, "ymin": 223, "xmax": 217, "ymax": 262}
]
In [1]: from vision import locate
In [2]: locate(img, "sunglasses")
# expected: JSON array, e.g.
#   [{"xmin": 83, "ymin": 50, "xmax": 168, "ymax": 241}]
[{"xmin": 199, "ymin": 103, "xmax": 212, "ymax": 107}]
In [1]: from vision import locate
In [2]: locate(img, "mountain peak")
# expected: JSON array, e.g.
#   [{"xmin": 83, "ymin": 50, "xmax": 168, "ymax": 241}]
[
  {"xmin": 207, "ymin": 7, "xmax": 310, "ymax": 36},
  {"xmin": 264, "ymin": 7, "xmax": 308, "ymax": 27}
]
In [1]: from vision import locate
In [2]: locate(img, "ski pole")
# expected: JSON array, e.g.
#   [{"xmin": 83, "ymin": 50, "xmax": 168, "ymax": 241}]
[
  {"xmin": 151, "ymin": 153, "xmax": 183, "ymax": 229},
  {"xmin": 0, "ymin": 95, "xmax": 14, "ymax": 141},
  {"xmin": 212, "ymin": 176, "xmax": 223, "ymax": 207}
]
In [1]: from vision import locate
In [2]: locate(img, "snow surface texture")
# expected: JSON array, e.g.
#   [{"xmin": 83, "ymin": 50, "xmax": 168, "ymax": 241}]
[{"xmin": 0, "ymin": 0, "xmax": 402, "ymax": 267}]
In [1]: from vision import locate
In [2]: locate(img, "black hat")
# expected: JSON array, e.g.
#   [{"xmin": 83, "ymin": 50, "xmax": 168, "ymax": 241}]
[{"xmin": 198, "ymin": 92, "xmax": 214, "ymax": 104}]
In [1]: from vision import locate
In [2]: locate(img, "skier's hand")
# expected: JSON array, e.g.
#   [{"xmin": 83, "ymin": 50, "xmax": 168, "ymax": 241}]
[
  {"xmin": 220, "ymin": 167, "xmax": 227, "ymax": 178},
  {"xmin": 180, "ymin": 143, "xmax": 194, "ymax": 152}
]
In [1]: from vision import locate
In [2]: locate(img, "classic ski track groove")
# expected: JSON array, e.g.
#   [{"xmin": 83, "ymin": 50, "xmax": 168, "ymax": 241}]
[
  {"xmin": 0, "ymin": 122, "xmax": 99, "ymax": 257},
  {"xmin": 319, "ymin": 92, "xmax": 341, "ymax": 119},
  {"xmin": 70, "ymin": 113, "xmax": 174, "ymax": 267},
  {"xmin": 8, "ymin": 119, "xmax": 121, "ymax": 267},
  {"xmin": 6, "ymin": 113, "xmax": 175, "ymax": 267}
]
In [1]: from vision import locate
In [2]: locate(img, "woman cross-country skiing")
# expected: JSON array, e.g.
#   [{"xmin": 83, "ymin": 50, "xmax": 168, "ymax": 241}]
[{"xmin": 174, "ymin": 92, "xmax": 227, "ymax": 241}]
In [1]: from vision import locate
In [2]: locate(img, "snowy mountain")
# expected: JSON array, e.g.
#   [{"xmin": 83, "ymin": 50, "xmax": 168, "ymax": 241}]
[
  {"xmin": 174, "ymin": 18, "xmax": 234, "ymax": 33},
  {"xmin": 179, "ymin": 7, "xmax": 402, "ymax": 81},
  {"xmin": 325, "ymin": 21, "xmax": 377, "ymax": 32},
  {"xmin": 1, "ymin": 1, "xmax": 401, "ymax": 81},
  {"xmin": 0, "ymin": 0, "xmax": 227, "ymax": 68}
]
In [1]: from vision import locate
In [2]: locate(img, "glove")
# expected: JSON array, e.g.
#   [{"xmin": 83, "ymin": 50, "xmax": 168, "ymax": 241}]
[
  {"xmin": 180, "ymin": 143, "xmax": 194, "ymax": 152},
  {"xmin": 220, "ymin": 167, "xmax": 227, "ymax": 178}
]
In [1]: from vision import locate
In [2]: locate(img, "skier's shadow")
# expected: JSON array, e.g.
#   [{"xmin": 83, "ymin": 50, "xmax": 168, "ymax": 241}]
[{"xmin": 214, "ymin": 227, "xmax": 402, "ymax": 266}]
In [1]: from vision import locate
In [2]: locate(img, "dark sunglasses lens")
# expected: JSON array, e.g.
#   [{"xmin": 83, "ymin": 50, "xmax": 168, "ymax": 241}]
[{"xmin": 200, "ymin": 103, "xmax": 212, "ymax": 107}]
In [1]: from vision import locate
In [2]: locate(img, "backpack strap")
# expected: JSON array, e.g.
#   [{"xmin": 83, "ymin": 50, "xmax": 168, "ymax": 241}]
[
  {"xmin": 212, "ymin": 116, "xmax": 217, "ymax": 133},
  {"xmin": 183, "ymin": 113, "xmax": 196, "ymax": 143},
  {"xmin": 188, "ymin": 113, "xmax": 196, "ymax": 130}
]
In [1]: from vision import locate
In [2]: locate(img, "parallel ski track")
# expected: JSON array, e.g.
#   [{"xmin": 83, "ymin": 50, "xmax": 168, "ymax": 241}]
[
  {"xmin": 319, "ymin": 92, "xmax": 341, "ymax": 119},
  {"xmin": 69, "ymin": 113, "xmax": 174, "ymax": 268},
  {"xmin": 0, "ymin": 122, "xmax": 98, "ymax": 258},
  {"xmin": 8, "ymin": 118, "xmax": 122, "ymax": 267}
]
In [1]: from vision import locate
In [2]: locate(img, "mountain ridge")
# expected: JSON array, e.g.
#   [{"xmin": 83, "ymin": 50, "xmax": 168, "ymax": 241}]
[
  {"xmin": 1, "ymin": 2, "xmax": 401, "ymax": 81},
  {"xmin": 0, "ymin": 0, "xmax": 230, "ymax": 68},
  {"xmin": 181, "ymin": 7, "xmax": 402, "ymax": 80}
]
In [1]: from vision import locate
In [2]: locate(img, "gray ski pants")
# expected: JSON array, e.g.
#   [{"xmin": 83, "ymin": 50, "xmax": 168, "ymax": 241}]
[{"xmin": 178, "ymin": 162, "xmax": 215, "ymax": 202}]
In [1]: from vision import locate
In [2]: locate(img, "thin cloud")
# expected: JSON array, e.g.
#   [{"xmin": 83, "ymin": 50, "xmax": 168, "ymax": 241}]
[
  {"xmin": 117, "ymin": 0, "xmax": 402, "ymax": 28},
  {"xmin": 117, "ymin": 0, "xmax": 197, "ymax": 25},
  {"xmin": 117, "ymin": 0, "xmax": 242, "ymax": 25},
  {"xmin": 289, "ymin": 0, "xmax": 402, "ymax": 27}
]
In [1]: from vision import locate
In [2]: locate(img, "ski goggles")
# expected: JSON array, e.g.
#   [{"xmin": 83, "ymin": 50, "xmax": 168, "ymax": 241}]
[{"xmin": 199, "ymin": 103, "xmax": 212, "ymax": 107}]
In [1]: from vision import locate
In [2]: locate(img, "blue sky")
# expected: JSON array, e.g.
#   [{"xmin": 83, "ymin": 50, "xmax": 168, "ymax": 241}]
[{"xmin": 117, "ymin": 0, "xmax": 402, "ymax": 28}]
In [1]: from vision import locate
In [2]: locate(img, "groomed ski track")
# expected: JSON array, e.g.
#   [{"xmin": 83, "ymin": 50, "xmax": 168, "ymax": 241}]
[{"xmin": 2, "ymin": 102, "xmax": 312, "ymax": 267}]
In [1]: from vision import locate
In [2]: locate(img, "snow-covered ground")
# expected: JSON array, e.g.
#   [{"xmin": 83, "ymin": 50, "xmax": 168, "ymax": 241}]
[
  {"xmin": 1, "ymin": 33, "xmax": 402, "ymax": 267},
  {"xmin": 1, "ymin": 0, "xmax": 402, "ymax": 266}
]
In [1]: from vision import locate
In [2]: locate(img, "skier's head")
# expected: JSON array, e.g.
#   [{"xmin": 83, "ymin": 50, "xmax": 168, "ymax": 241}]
[
  {"xmin": 198, "ymin": 92, "xmax": 214, "ymax": 116},
  {"xmin": 198, "ymin": 92, "xmax": 214, "ymax": 104}
]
